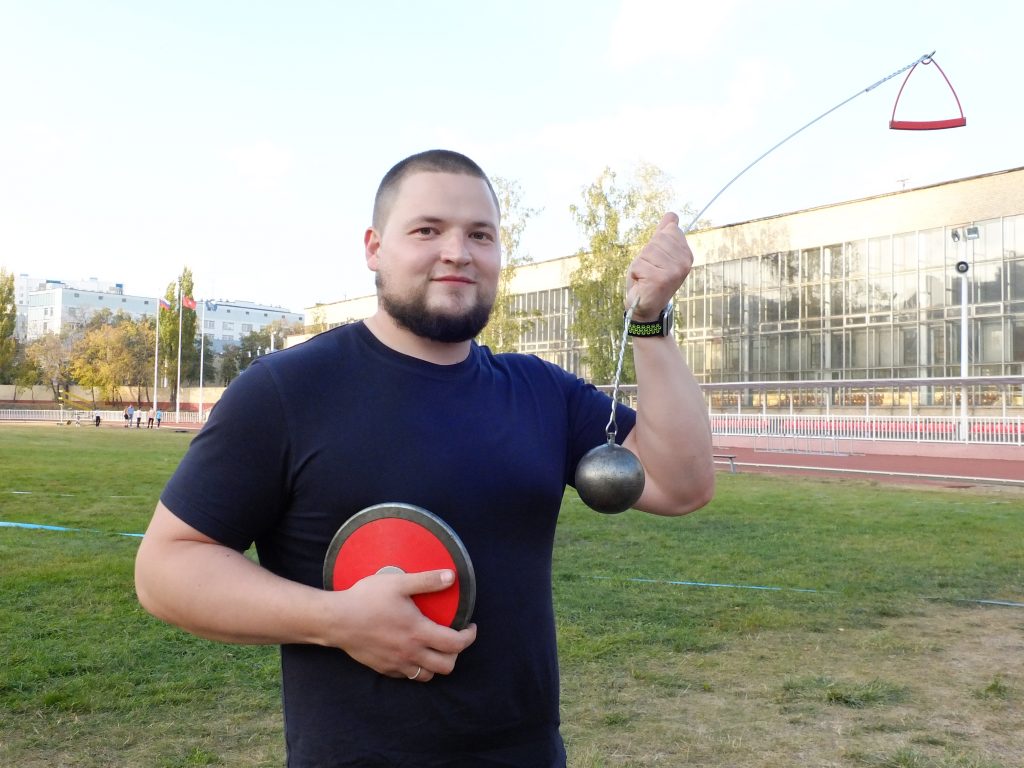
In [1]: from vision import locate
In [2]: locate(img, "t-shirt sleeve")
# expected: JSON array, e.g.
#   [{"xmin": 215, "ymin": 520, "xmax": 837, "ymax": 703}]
[
  {"xmin": 160, "ymin": 361, "xmax": 290, "ymax": 551},
  {"xmin": 560, "ymin": 369, "xmax": 637, "ymax": 486}
]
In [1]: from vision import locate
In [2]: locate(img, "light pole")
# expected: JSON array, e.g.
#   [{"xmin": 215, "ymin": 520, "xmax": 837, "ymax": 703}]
[{"xmin": 955, "ymin": 258, "xmax": 969, "ymax": 440}]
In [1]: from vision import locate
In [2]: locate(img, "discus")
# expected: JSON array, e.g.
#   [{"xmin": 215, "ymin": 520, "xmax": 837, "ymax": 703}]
[{"xmin": 322, "ymin": 503, "xmax": 476, "ymax": 629}]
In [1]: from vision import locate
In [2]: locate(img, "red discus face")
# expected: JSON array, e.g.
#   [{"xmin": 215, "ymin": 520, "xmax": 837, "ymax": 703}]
[{"xmin": 322, "ymin": 503, "xmax": 476, "ymax": 629}]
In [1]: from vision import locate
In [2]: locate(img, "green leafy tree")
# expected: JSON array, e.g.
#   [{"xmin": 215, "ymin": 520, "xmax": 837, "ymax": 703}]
[
  {"xmin": 568, "ymin": 163, "xmax": 683, "ymax": 383},
  {"xmin": 218, "ymin": 343, "xmax": 241, "ymax": 385},
  {"xmin": 0, "ymin": 268, "xmax": 16, "ymax": 382},
  {"xmin": 12, "ymin": 352, "xmax": 42, "ymax": 399},
  {"xmin": 478, "ymin": 177, "xmax": 540, "ymax": 353}
]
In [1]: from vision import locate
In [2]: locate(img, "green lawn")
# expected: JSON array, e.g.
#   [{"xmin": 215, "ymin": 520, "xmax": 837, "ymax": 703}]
[{"xmin": 1, "ymin": 425, "xmax": 1021, "ymax": 767}]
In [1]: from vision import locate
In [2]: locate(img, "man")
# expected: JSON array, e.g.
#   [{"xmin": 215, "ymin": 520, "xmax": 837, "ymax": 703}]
[{"xmin": 135, "ymin": 149, "xmax": 714, "ymax": 766}]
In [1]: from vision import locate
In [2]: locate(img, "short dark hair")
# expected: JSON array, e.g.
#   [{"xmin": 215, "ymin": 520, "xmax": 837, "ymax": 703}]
[{"xmin": 372, "ymin": 149, "xmax": 500, "ymax": 230}]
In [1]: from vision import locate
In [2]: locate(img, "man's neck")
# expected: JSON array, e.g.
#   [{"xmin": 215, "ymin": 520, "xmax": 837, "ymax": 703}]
[{"xmin": 363, "ymin": 313, "xmax": 473, "ymax": 366}]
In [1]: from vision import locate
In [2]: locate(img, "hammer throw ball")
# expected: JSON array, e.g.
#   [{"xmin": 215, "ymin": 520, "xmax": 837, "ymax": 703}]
[
  {"xmin": 574, "ymin": 441, "xmax": 646, "ymax": 514},
  {"xmin": 323, "ymin": 503, "xmax": 476, "ymax": 629}
]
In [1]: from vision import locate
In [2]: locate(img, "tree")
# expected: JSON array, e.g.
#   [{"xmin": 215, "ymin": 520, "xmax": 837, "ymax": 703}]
[
  {"xmin": 218, "ymin": 344, "xmax": 241, "ymax": 385},
  {"xmin": 568, "ymin": 163, "xmax": 682, "ymax": 384},
  {"xmin": 26, "ymin": 332, "xmax": 77, "ymax": 400},
  {"xmin": 0, "ymin": 268, "xmax": 16, "ymax": 382},
  {"xmin": 478, "ymin": 177, "xmax": 540, "ymax": 353},
  {"xmin": 70, "ymin": 312, "xmax": 155, "ymax": 404}
]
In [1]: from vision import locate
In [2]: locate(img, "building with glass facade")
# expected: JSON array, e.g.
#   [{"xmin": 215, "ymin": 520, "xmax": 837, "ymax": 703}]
[{"xmin": 679, "ymin": 166, "xmax": 1024, "ymax": 384}]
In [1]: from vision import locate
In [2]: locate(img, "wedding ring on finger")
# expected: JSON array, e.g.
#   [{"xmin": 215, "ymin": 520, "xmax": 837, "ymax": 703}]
[{"xmin": 408, "ymin": 666, "xmax": 423, "ymax": 681}]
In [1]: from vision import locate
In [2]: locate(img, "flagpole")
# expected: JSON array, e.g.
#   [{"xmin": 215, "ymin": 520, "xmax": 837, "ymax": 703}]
[
  {"xmin": 176, "ymin": 282, "xmax": 183, "ymax": 422},
  {"xmin": 198, "ymin": 300, "xmax": 206, "ymax": 421},
  {"xmin": 152, "ymin": 299, "xmax": 160, "ymax": 413}
]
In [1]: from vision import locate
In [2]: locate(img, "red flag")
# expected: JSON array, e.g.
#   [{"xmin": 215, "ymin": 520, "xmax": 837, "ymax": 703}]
[
  {"xmin": 159, "ymin": 298, "xmax": 172, "ymax": 311},
  {"xmin": 182, "ymin": 295, "xmax": 197, "ymax": 310}
]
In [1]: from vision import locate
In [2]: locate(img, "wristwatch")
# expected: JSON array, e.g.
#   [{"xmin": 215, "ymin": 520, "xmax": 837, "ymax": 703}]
[{"xmin": 626, "ymin": 301, "xmax": 674, "ymax": 337}]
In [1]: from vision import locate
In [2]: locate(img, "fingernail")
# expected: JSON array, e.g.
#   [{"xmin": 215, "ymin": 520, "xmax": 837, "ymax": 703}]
[{"xmin": 440, "ymin": 570, "xmax": 454, "ymax": 586}]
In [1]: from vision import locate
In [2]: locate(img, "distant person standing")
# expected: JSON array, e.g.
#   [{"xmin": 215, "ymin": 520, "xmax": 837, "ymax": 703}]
[
  {"xmin": 94, "ymin": 410, "xmax": 101, "ymax": 427},
  {"xmin": 136, "ymin": 408, "xmax": 143, "ymax": 428},
  {"xmin": 155, "ymin": 409, "xmax": 163, "ymax": 428},
  {"xmin": 147, "ymin": 408, "xmax": 155, "ymax": 429},
  {"xmin": 125, "ymin": 404, "xmax": 134, "ymax": 428}
]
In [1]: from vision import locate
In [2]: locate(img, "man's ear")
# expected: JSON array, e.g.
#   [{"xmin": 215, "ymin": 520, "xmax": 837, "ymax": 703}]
[{"xmin": 364, "ymin": 228, "xmax": 381, "ymax": 271}]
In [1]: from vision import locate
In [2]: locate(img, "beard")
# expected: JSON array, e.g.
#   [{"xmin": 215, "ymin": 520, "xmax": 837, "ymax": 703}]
[{"xmin": 376, "ymin": 272, "xmax": 494, "ymax": 343}]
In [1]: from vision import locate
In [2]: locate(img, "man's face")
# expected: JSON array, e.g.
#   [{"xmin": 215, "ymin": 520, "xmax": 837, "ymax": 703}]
[{"xmin": 365, "ymin": 171, "xmax": 501, "ymax": 343}]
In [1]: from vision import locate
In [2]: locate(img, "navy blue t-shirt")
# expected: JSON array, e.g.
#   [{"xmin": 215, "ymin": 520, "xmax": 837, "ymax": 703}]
[{"xmin": 160, "ymin": 322, "xmax": 636, "ymax": 767}]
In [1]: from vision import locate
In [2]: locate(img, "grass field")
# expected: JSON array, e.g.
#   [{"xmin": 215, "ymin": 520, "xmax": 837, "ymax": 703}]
[{"xmin": 1, "ymin": 424, "xmax": 1022, "ymax": 767}]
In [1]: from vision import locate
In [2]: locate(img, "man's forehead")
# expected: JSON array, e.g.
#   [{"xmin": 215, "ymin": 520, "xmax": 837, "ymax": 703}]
[{"xmin": 391, "ymin": 172, "xmax": 499, "ymax": 218}]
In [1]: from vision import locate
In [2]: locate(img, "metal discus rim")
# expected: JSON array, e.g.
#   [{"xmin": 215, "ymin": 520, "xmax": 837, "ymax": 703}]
[{"xmin": 322, "ymin": 502, "xmax": 477, "ymax": 630}]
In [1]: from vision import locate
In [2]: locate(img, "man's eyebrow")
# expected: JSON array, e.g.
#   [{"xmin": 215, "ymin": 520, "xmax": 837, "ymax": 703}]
[{"xmin": 406, "ymin": 215, "xmax": 497, "ymax": 230}]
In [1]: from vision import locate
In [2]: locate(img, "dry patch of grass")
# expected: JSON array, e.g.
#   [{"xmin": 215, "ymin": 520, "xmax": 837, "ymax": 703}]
[{"xmin": 563, "ymin": 605, "xmax": 1023, "ymax": 767}]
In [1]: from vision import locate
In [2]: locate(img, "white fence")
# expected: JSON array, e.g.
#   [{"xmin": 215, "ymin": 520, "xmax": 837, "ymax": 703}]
[
  {"xmin": 0, "ymin": 409, "xmax": 205, "ymax": 425},
  {"xmin": 711, "ymin": 413, "xmax": 1024, "ymax": 446}
]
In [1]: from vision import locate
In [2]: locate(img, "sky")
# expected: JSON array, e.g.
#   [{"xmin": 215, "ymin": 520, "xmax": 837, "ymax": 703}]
[{"xmin": 2, "ymin": 0, "xmax": 1021, "ymax": 314}]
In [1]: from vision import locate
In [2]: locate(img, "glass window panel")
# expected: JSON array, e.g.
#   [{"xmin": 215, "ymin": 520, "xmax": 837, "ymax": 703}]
[
  {"xmin": 802, "ymin": 331, "xmax": 821, "ymax": 371},
  {"xmin": 784, "ymin": 251, "xmax": 800, "ymax": 284},
  {"xmin": 802, "ymin": 284, "xmax": 822, "ymax": 319},
  {"xmin": 892, "ymin": 232, "xmax": 916, "ymax": 272},
  {"xmin": 802, "ymin": 248, "xmax": 821, "ymax": 282},
  {"xmin": 782, "ymin": 332, "xmax": 800, "ymax": 371},
  {"xmin": 846, "ymin": 241, "xmax": 866, "ymax": 276},
  {"xmin": 870, "ymin": 327, "xmax": 893, "ymax": 367},
  {"xmin": 927, "ymin": 324, "xmax": 946, "ymax": 365},
  {"xmin": 897, "ymin": 326, "xmax": 918, "ymax": 365},
  {"xmin": 973, "ymin": 261, "xmax": 1002, "ymax": 303},
  {"xmin": 830, "ymin": 331, "xmax": 846, "ymax": 370},
  {"xmin": 919, "ymin": 228, "xmax": 944, "ymax": 269},
  {"xmin": 1004, "ymin": 214, "xmax": 1024, "ymax": 258},
  {"xmin": 829, "ymin": 282, "xmax": 845, "ymax": 316},
  {"xmin": 1009, "ymin": 259, "xmax": 1024, "ymax": 301},
  {"xmin": 710, "ymin": 296, "xmax": 725, "ymax": 327},
  {"xmin": 972, "ymin": 219, "xmax": 1001, "ymax": 262},
  {"xmin": 706, "ymin": 338, "xmax": 722, "ymax": 372},
  {"xmin": 1012, "ymin": 319, "xmax": 1024, "ymax": 362},
  {"xmin": 919, "ymin": 271, "xmax": 946, "ymax": 308},
  {"xmin": 870, "ymin": 274, "xmax": 893, "ymax": 313},
  {"xmin": 894, "ymin": 272, "xmax": 917, "ymax": 310},
  {"xmin": 688, "ymin": 264, "xmax": 706, "ymax": 294},
  {"xmin": 847, "ymin": 279, "xmax": 867, "ymax": 313},
  {"xmin": 724, "ymin": 260, "xmax": 742, "ymax": 293},
  {"xmin": 979, "ymin": 319, "xmax": 1004, "ymax": 363},
  {"xmin": 741, "ymin": 256, "xmax": 759, "ymax": 293},
  {"xmin": 765, "ymin": 334, "xmax": 780, "ymax": 374},
  {"xmin": 761, "ymin": 289, "xmax": 780, "ymax": 322},
  {"xmin": 727, "ymin": 293, "xmax": 742, "ymax": 325},
  {"xmin": 724, "ymin": 337, "xmax": 740, "ymax": 370},
  {"xmin": 850, "ymin": 328, "xmax": 868, "ymax": 367},
  {"xmin": 745, "ymin": 295, "xmax": 760, "ymax": 331},
  {"xmin": 783, "ymin": 286, "xmax": 800, "ymax": 321},
  {"xmin": 868, "ymin": 236, "xmax": 892, "ymax": 276},
  {"xmin": 706, "ymin": 262, "xmax": 724, "ymax": 293},
  {"xmin": 825, "ymin": 244, "xmax": 843, "ymax": 280},
  {"xmin": 760, "ymin": 253, "xmax": 780, "ymax": 288}
]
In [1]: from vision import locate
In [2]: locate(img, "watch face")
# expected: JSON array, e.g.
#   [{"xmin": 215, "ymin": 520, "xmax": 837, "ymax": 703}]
[{"xmin": 662, "ymin": 302, "xmax": 674, "ymax": 336}]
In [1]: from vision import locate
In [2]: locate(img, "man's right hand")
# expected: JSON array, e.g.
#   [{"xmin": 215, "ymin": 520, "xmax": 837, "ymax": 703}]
[{"xmin": 328, "ymin": 569, "xmax": 477, "ymax": 682}]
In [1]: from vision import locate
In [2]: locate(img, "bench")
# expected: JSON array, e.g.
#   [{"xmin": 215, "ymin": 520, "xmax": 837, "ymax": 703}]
[{"xmin": 713, "ymin": 454, "xmax": 738, "ymax": 473}]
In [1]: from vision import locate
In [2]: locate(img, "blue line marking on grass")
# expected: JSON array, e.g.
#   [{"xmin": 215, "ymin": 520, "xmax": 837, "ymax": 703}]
[
  {"xmin": 590, "ymin": 575, "xmax": 1024, "ymax": 609},
  {"xmin": 3, "ymin": 522, "xmax": 1020, "ymax": 607},
  {"xmin": 0, "ymin": 521, "xmax": 143, "ymax": 538}
]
